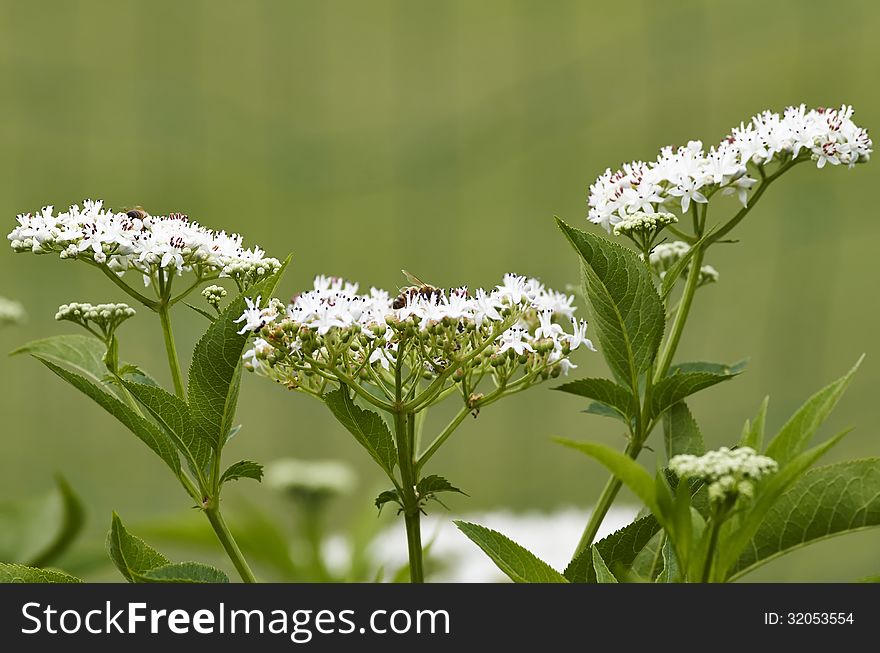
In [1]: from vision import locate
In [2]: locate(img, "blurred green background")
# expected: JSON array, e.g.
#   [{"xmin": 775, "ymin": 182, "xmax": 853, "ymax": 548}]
[{"xmin": 1, "ymin": 0, "xmax": 877, "ymax": 581}]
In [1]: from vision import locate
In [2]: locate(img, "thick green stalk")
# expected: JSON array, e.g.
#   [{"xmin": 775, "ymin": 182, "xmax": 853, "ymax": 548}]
[
  {"xmin": 205, "ymin": 507, "xmax": 257, "ymax": 583},
  {"xmin": 653, "ymin": 245, "xmax": 705, "ymax": 381},
  {"xmin": 573, "ymin": 439, "xmax": 643, "ymax": 556},
  {"xmin": 701, "ymin": 519, "xmax": 722, "ymax": 583},
  {"xmin": 158, "ymin": 303, "xmax": 186, "ymax": 398}
]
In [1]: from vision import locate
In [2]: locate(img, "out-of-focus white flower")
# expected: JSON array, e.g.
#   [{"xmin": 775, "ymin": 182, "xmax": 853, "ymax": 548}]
[
  {"xmin": 588, "ymin": 105, "xmax": 871, "ymax": 232},
  {"xmin": 0, "ymin": 297, "xmax": 26, "ymax": 327},
  {"xmin": 265, "ymin": 458, "xmax": 357, "ymax": 501}
]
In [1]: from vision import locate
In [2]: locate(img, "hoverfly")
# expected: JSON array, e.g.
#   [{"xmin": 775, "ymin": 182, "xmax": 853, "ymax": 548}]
[{"xmin": 392, "ymin": 270, "xmax": 442, "ymax": 309}]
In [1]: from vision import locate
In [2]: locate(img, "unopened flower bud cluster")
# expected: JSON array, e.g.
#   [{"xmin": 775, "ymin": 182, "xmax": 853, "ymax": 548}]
[
  {"xmin": 8, "ymin": 200, "xmax": 280, "ymax": 290},
  {"xmin": 55, "ymin": 302, "xmax": 135, "ymax": 338},
  {"xmin": 669, "ymin": 446, "xmax": 778, "ymax": 504},
  {"xmin": 202, "ymin": 284, "xmax": 228, "ymax": 309},
  {"xmin": 589, "ymin": 105, "xmax": 871, "ymax": 232},
  {"xmin": 647, "ymin": 241, "xmax": 719, "ymax": 286},
  {"xmin": 238, "ymin": 274, "xmax": 595, "ymax": 402}
]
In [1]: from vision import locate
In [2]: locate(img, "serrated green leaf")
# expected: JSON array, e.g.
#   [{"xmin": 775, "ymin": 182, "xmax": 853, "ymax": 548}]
[
  {"xmin": 765, "ymin": 357, "xmax": 862, "ymax": 466},
  {"xmin": 740, "ymin": 396, "xmax": 769, "ymax": 450},
  {"xmin": 12, "ymin": 334, "xmax": 109, "ymax": 384},
  {"xmin": 555, "ymin": 439, "xmax": 662, "ymax": 521},
  {"xmin": 554, "ymin": 378, "xmax": 635, "ymax": 420},
  {"xmin": 27, "ymin": 476, "xmax": 85, "ymax": 569},
  {"xmin": 123, "ymin": 380, "xmax": 211, "ymax": 476},
  {"xmin": 106, "ymin": 513, "xmax": 171, "ymax": 583},
  {"xmin": 650, "ymin": 370, "xmax": 738, "ymax": 420},
  {"xmin": 324, "ymin": 389, "xmax": 397, "ymax": 476},
  {"xmin": 116, "ymin": 364, "xmax": 161, "ymax": 388},
  {"xmin": 657, "ymin": 536, "xmax": 680, "ymax": 583},
  {"xmin": 141, "ymin": 562, "xmax": 229, "ymax": 583},
  {"xmin": 582, "ymin": 401, "xmax": 629, "ymax": 423},
  {"xmin": 455, "ymin": 521, "xmax": 567, "ymax": 583},
  {"xmin": 188, "ymin": 256, "xmax": 290, "ymax": 452},
  {"xmin": 184, "ymin": 302, "xmax": 217, "ymax": 322},
  {"xmin": 0, "ymin": 562, "xmax": 81, "ymax": 583},
  {"xmin": 220, "ymin": 460, "xmax": 264, "ymax": 485},
  {"xmin": 729, "ymin": 459, "xmax": 880, "ymax": 580},
  {"xmin": 591, "ymin": 546, "xmax": 618, "ymax": 583},
  {"xmin": 663, "ymin": 401, "xmax": 705, "ymax": 459},
  {"xmin": 556, "ymin": 218, "xmax": 665, "ymax": 392},
  {"xmin": 35, "ymin": 358, "xmax": 181, "ymax": 476},
  {"xmin": 417, "ymin": 475, "xmax": 467, "ymax": 497},
  {"xmin": 565, "ymin": 515, "xmax": 661, "ymax": 582},
  {"xmin": 375, "ymin": 489, "xmax": 401, "ymax": 513},
  {"xmin": 718, "ymin": 428, "xmax": 851, "ymax": 578}
]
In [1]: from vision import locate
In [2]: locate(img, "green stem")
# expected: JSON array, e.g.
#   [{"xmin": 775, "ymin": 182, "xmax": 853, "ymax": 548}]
[
  {"xmin": 205, "ymin": 507, "xmax": 257, "ymax": 583},
  {"xmin": 416, "ymin": 406, "xmax": 471, "ymax": 471},
  {"xmin": 573, "ymin": 439, "xmax": 643, "ymax": 557},
  {"xmin": 94, "ymin": 263, "xmax": 158, "ymax": 310},
  {"xmin": 653, "ymin": 245, "xmax": 704, "ymax": 381},
  {"xmin": 404, "ymin": 510, "xmax": 424, "ymax": 583},
  {"xmin": 701, "ymin": 519, "xmax": 721, "ymax": 583},
  {"xmin": 158, "ymin": 303, "xmax": 186, "ymax": 398}
]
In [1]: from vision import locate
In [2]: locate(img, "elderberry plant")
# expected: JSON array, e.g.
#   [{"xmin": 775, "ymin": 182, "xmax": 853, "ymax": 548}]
[
  {"xmin": 5, "ymin": 200, "xmax": 290, "ymax": 583},
  {"xmin": 237, "ymin": 274, "xmax": 595, "ymax": 582},
  {"xmin": 457, "ymin": 104, "xmax": 880, "ymax": 583}
]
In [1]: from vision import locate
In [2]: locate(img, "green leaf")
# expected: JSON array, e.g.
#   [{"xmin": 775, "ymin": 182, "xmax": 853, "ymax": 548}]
[
  {"xmin": 556, "ymin": 218, "xmax": 665, "ymax": 392},
  {"xmin": 12, "ymin": 334, "xmax": 109, "ymax": 385},
  {"xmin": 554, "ymin": 378, "xmax": 635, "ymax": 420},
  {"xmin": 188, "ymin": 256, "xmax": 290, "ymax": 452},
  {"xmin": 591, "ymin": 546, "xmax": 618, "ymax": 583},
  {"xmin": 565, "ymin": 515, "xmax": 660, "ymax": 583},
  {"xmin": 141, "ymin": 562, "xmax": 229, "ymax": 583},
  {"xmin": 657, "ymin": 536, "xmax": 680, "ymax": 583},
  {"xmin": 417, "ymin": 475, "xmax": 467, "ymax": 497},
  {"xmin": 0, "ymin": 562, "xmax": 81, "ymax": 583},
  {"xmin": 765, "ymin": 356, "xmax": 862, "ymax": 466},
  {"xmin": 454, "ymin": 521, "xmax": 567, "ymax": 583},
  {"xmin": 662, "ymin": 401, "xmax": 705, "ymax": 459},
  {"xmin": 220, "ymin": 460, "xmax": 264, "ymax": 485},
  {"xmin": 123, "ymin": 380, "xmax": 211, "ymax": 476},
  {"xmin": 555, "ymin": 439, "xmax": 662, "ymax": 521},
  {"xmin": 650, "ymin": 370, "xmax": 738, "ymax": 420},
  {"xmin": 26, "ymin": 476, "xmax": 86, "ymax": 569},
  {"xmin": 669, "ymin": 360, "xmax": 748, "ymax": 376},
  {"xmin": 583, "ymin": 402, "xmax": 629, "ymax": 423},
  {"xmin": 0, "ymin": 476, "xmax": 86, "ymax": 568},
  {"xmin": 730, "ymin": 459, "xmax": 880, "ymax": 580},
  {"xmin": 107, "ymin": 512, "xmax": 171, "ymax": 583},
  {"xmin": 35, "ymin": 358, "xmax": 181, "ymax": 476},
  {"xmin": 718, "ymin": 428, "xmax": 851, "ymax": 577},
  {"xmin": 740, "ymin": 396, "xmax": 769, "ymax": 451},
  {"xmin": 184, "ymin": 302, "xmax": 217, "ymax": 322},
  {"xmin": 375, "ymin": 489, "xmax": 401, "ymax": 513},
  {"xmin": 324, "ymin": 389, "xmax": 397, "ymax": 476}
]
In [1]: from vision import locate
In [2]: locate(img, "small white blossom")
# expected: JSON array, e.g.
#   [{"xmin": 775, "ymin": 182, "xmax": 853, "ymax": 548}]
[{"xmin": 669, "ymin": 447, "xmax": 778, "ymax": 504}]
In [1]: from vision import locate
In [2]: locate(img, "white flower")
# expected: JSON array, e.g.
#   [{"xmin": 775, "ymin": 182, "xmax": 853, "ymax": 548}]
[
  {"xmin": 8, "ymin": 201, "xmax": 280, "ymax": 290},
  {"xmin": 587, "ymin": 105, "xmax": 871, "ymax": 232},
  {"xmin": 568, "ymin": 318, "xmax": 596, "ymax": 352},
  {"xmin": 234, "ymin": 295, "xmax": 272, "ymax": 334},
  {"xmin": 535, "ymin": 310, "xmax": 565, "ymax": 340},
  {"xmin": 0, "ymin": 297, "xmax": 26, "ymax": 327},
  {"xmin": 496, "ymin": 326, "xmax": 535, "ymax": 356}
]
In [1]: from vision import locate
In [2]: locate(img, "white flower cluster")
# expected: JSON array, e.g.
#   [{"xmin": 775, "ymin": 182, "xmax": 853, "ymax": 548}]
[
  {"xmin": 55, "ymin": 302, "xmax": 136, "ymax": 339},
  {"xmin": 648, "ymin": 241, "xmax": 719, "ymax": 286},
  {"xmin": 239, "ymin": 274, "xmax": 595, "ymax": 396},
  {"xmin": 669, "ymin": 446, "xmax": 778, "ymax": 504},
  {"xmin": 588, "ymin": 105, "xmax": 872, "ymax": 231},
  {"xmin": 0, "ymin": 297, "xmax": 26, "ymax": 327},
  {"xmin": 8, "ymin": 200, "xmax": 280, "ymax": 290}
]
